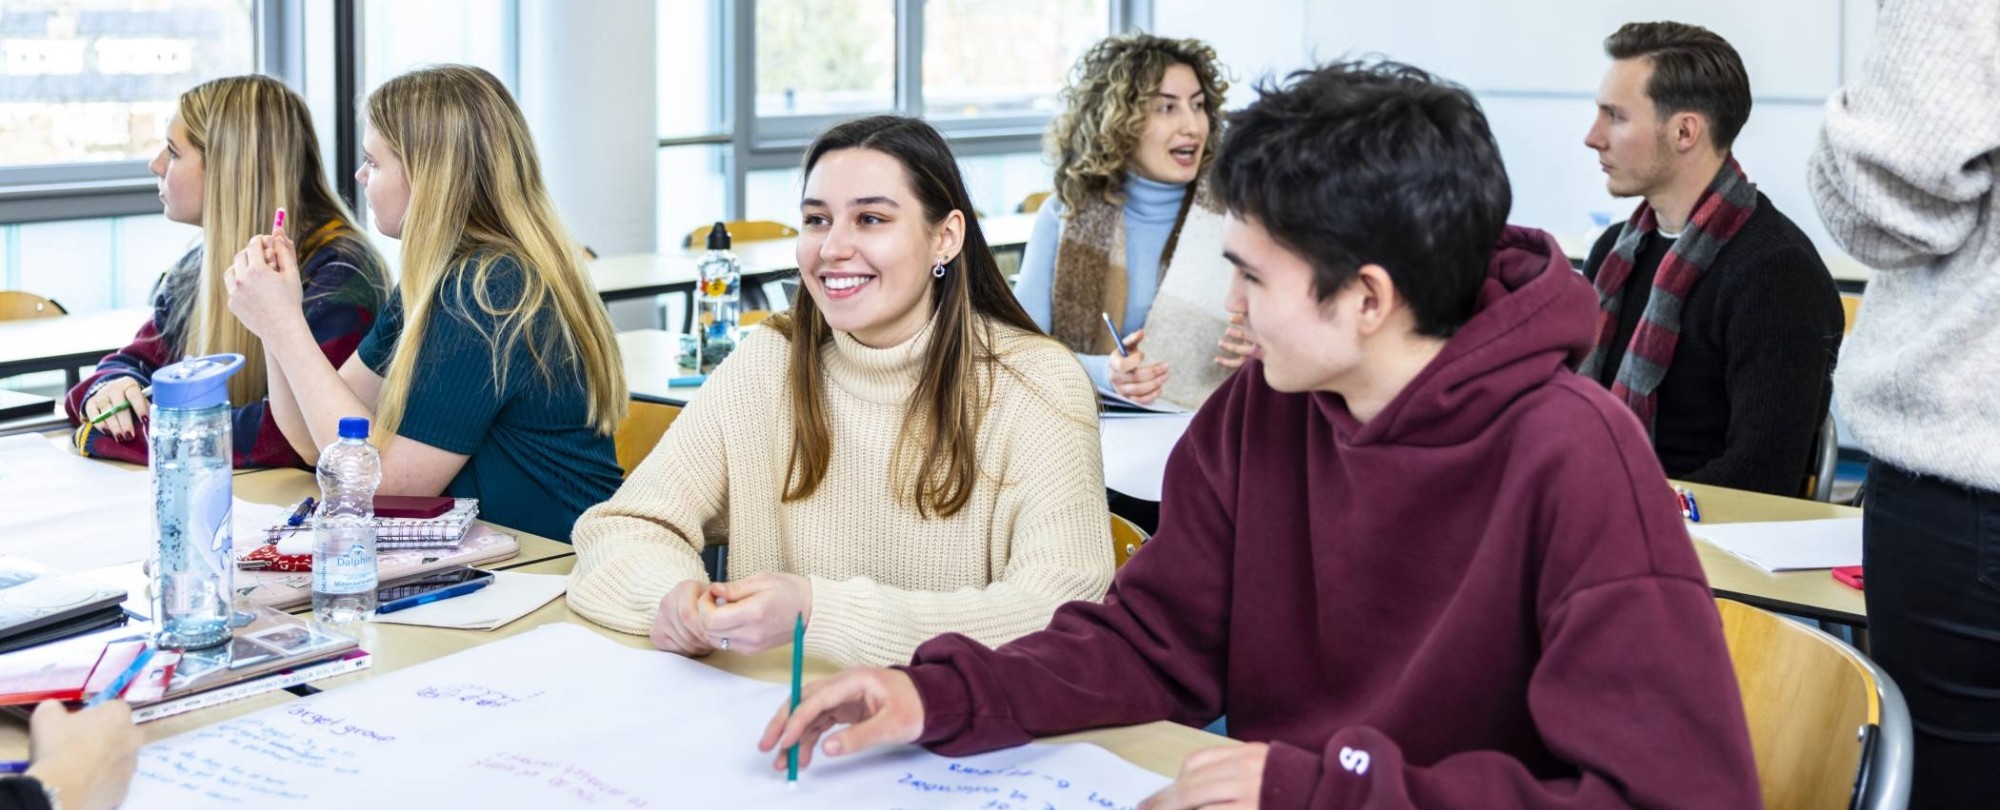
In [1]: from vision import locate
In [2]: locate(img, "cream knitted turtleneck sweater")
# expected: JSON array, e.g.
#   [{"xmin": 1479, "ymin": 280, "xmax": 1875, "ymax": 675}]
[{"xmin": 567, "ymin": 315, "xmax": 1114, "ymax": 666}]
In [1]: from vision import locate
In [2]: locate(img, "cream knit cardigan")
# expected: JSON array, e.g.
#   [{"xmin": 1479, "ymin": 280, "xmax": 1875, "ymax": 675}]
[{"xmin": 567, "ymin": 316, "xmax": 1114, "ymax": 666}]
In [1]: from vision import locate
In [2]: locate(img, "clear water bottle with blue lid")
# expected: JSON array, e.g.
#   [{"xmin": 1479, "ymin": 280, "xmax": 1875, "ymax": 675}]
[
  {"xmin": 148, "ymin": 353, "xmax": 245, "ymax": 650},
  {"xmin": 313, "ymin": 416, "xmax": 379, "ymax": 624}
]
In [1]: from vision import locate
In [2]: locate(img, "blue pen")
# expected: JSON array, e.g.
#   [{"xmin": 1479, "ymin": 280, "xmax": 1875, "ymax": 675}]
[
  {"xmin": 1100, "ymin": 312, "xmax": 1131, "ymax": 358},
  {"xmin": 668, "ymin": 374, "xmax": 707, "ymax": 386},
  {"xmin": 0, "ymin": 761, "xmax": 26, "ymax": 775},
  {"xmin": 85, "ymin": 646, "xmax": 155, "ymax": 709},
  {"xmin": 286, "ymin": 496, "xmax": 316, "ymax": 527},
  {"xmin": 1684, "ymin": 489, "xmax": 1702, "ymax": 523},
  {"xmin": 376, "ymin": 577, "xmax": 492, "ymax": 614}
]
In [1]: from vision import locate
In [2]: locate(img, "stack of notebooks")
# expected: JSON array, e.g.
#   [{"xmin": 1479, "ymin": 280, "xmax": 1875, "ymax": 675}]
[
  {"xmin": 0, "ymin": 605, "xmax": 369, "ymax": 723},
  {"xmin": 264, "ymin": 497, "xmax": 482, "ymax": 549},
  {"xmin": 0, "ymin": 558, "xmax": 130, "ymax": 654},
  {"xmin": 238, "ymin": 526, "xmax": 521, "ymax": 612}
]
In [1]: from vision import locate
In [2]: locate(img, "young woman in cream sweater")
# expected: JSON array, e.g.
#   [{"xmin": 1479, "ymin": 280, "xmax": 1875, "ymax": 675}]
[{"xmin": 568, "ymin": 116, "xmax": 1113, "ymax": 667}]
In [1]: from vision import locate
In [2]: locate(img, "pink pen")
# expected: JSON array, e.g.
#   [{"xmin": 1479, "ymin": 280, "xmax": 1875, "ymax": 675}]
[{"xmin": 272, "ymin": 207, "xmax": 286, "ymax": 233}]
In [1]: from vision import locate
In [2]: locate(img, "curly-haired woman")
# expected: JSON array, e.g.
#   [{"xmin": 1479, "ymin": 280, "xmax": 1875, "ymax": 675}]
[{"xmin": 1013, "ymin": 33, "xmax": 1247, "ymax": 409}]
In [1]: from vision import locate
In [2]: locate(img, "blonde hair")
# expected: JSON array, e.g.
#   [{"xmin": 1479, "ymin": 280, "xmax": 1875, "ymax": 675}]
[
  {"xmin": 170, "ymin": 74, "xmax": 383, "ymax": 405},
  {"xmin": 768, "ymin": 116, "xmax": 1054, "ymax": 519},
  {"xmin": 364, "ymin": 65, "xmax": 626, "ymax": 444},
  {"xmin": 1045, "ymin": 33, "xmax": 1228, "ymax": 213}
]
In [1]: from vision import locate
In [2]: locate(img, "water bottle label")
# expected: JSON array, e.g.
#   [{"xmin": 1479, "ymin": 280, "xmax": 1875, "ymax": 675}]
[{"xmin": 314, "ymin": 545, "xmax": 376, "ymax": 595}]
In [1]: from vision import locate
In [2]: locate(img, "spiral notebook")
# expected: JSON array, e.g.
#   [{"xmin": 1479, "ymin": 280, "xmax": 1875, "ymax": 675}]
[
  {"xmin": 264, "ymin": 498, "xmax": 479, "ymax": 549},
  {"xmin": 233, "ymin": 524, "xmax": 520, "ymax": 611}
]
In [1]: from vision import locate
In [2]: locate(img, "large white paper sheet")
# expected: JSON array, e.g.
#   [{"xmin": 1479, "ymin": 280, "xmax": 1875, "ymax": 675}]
[
  {"xmin": 0, "ymin": 434, "xmax": 291, "ymax": 573},
  {"xmin": 1098, "ymin": 413, "xmax": 1193, "ymax": 502},
  {"xmin": 1692, "ymin": 518, "xmax": 1863, "ymax": 572},
  {"xmin": 127, "ymin": 623, "xmax": 1170, "ymax": 809}
]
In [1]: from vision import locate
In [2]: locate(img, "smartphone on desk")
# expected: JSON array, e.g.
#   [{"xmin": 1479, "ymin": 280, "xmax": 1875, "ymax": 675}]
[{"xmin": 375, "ymin": 566, "xmax": 494, "ymax": 614}]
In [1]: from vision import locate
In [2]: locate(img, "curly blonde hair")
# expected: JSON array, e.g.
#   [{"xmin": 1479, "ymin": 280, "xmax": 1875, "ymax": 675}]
[{"xmin": 1046, "ymin": 33, "xmax": 1228, "ymax": 214}]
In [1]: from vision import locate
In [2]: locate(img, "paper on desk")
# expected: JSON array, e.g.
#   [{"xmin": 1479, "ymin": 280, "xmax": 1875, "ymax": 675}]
[
  {"xmin": 1692, "ymin": 518, "xmax": 1863, "ymax": 572},
  {"xmin": 0, "ymin": 434, "xmax": 294, "ymax": 573},
  {"xmin": 1099, "ymin": 412, "xmax": 1193, "ymax": 501},
  {"xmin": 1098, "ymin": 384, "xmax": 1190, "ymax": 414},
  {"xmin": 368, "ymin": 571, "xmax": 569, "ymax": 631},
  {"xmin": 125, "ymin": 623, "xmax": 1170, "ymax": 809}
]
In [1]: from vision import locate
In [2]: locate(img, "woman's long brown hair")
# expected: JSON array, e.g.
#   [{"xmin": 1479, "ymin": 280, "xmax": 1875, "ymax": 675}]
[{"xmin": 767, "ymin": 115, "xmax": 1044, "ymax": 518}]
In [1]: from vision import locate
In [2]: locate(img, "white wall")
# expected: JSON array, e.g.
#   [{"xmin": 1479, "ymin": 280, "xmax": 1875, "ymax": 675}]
[
  {"xmin": 1155, "ymin": 0, "xmax": 1879, "ymax": 256},
  {"xmin": 517, "ymin": 0, "xmax": 659, "ymax": 329}
]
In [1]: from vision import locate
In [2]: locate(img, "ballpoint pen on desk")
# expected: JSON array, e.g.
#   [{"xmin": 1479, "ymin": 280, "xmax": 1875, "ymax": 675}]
[
  {"xmin": 1676, "ymin": 487, "xmax": 1702, "ymax": 523},
  {"xmin": 668, "ymin": 374, "xmax": 708, "ymax": 386},
  {"xmin": 787, "ymin": 613, "xmax": 803, "ymax": 787},
  {"xmin": 84, "ymin": 645, "xmax": 156, "ymax": 709},
  {"xmin": 87, "ymin": 386, "xmax": 156, "ymax": 427},
  {"xmin": 285, "ymin": 496, "xmax": 317, "ymax": 528}
]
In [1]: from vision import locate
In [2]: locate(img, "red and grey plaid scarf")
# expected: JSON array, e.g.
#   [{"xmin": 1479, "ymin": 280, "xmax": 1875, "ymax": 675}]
[{"xmin": 1578, "ymin": 157, "xmax": 1758, "ymax": 433}]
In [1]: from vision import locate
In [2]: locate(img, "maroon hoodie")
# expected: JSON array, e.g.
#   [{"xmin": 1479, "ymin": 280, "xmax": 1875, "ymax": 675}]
[{"xmin": 902, "ymin": 227, "xmax": 1762, "ymax": 808}]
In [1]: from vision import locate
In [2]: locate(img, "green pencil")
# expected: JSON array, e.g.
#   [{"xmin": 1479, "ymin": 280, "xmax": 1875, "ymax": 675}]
[
  {"xmin": 87, "ymin": 385, "xmax": 154, "ymax": 426},
  {"xmin": 788, "ymin": 612, "xmax": 804, "ymax": 785}
]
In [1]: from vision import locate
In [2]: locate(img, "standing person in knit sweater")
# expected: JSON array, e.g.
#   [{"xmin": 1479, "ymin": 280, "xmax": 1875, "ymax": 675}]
[
  {"xmin": 225, "ymin": 65, "xmax": 626, "ymax": 542},
  {"xmin": 1014, "ymin": 33, "xmax": 1254, "ymax": 410},
  {"xmin": 759, "ymin": 62, "xmax": 1761, "ymax": 810},
  {"xmin": 568, "ymin": 116, "xmax": 1112, "ymax": 668},
  {"xmin": 1580, "ymin": 22, "xmax": 1843, "ymax": 497},
  {"xmin": 1809, "ymin": 2, "xmax": 2000, "ymax": 805},
  {"xmin": 65, "ymin": 75, "xmax": 387, "ymax": 468}
]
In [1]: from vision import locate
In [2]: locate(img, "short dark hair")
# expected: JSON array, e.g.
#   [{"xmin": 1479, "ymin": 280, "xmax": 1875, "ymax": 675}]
[
  {"xmin": 1215, "ymin": 60, "xmax": 1510, "ymax": 338},
  {"xmin": 1604, "ymin": 21, "xmax": 1752, "ymax": 151}
]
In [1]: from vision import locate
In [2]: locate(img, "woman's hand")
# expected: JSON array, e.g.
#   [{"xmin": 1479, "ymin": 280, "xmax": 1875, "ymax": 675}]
[
  {"xmin": 26, "ymin": 699, "xmax": 144, "ymax": 810},
  {"xmin": 82, "ymin": 378, "xmax": 150, "ymax": 441},
  {"xmin": 1214, "ymin": 311, "xmax": 1260, "ymax": 370},
  {"xmin": 650, "ymin": 579, "xmax": 718, "ymax": 657},
  {"xmin": 1108, "ymin": 328, "xmax": 1170, "ymax": 404},
  {"xmin": 700, "ymin": 572, "xmax": 813, "ymax": 656},
  {"xmin": 225, "ymin": 233, "xmax": 305, "ymax": 341}
]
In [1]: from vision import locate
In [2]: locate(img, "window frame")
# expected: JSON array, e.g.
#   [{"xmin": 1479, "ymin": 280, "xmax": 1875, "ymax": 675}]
[{"xmin": 0, "ymin": 0, "xmax": 300, "ymax": 224}]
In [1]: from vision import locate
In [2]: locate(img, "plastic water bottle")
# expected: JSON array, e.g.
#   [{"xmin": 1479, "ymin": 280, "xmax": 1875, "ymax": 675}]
[
  {"xmin": 312, "ymin": 417, "xmax": 380, "ymax": 624},
  {"xmin": 695, "ymin": 221, "xmax": 741, "ymax": 373},
  {"xmin": 149, "ymin": 353, "xmax": 245, "ymax": 650}
]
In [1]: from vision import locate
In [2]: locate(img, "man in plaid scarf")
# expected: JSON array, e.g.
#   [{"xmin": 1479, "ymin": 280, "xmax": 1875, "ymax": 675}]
[{"xmin": 1580, "ymin": 21, "xmax": 1844, "ymax": 497}]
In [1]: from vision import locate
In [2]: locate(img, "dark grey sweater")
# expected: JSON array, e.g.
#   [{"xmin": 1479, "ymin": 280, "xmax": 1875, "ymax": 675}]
[{"xmin": 1583, "ymin": 193, "xmax": 1845, "ymax": 497}]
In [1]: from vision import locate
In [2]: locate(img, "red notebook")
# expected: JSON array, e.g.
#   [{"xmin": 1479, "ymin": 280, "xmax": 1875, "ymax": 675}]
[{"xmin": 0, "ymin": 637, "xmax": 177, "ymax": 706}]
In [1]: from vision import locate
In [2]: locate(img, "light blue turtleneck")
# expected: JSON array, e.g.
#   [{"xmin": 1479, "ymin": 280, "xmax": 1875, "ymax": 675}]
[{"xmin": 1012, "ymin": 173, "xmax": 1189, "ymax": 389}]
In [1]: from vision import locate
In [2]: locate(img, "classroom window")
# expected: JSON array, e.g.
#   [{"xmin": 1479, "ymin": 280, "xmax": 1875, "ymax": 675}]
[
  {"xmin": 0, "ymin": 0, "xmax": 256, "ymax": 170},
  {"xmin": 657, "ymin": 144, "xmax": 731, "ymax": 246},
  {"xmin": 658, "ymin": 0, "xmax": 726, "ymax": 139},
  {"xmin": 956, "ymin": 151, "xmax": 1052, "ymax": 220},
  {"xmin": 753, "ymin": 0, "xmax": 895, "ymax": 119},
  {"xmin": 0, "ymin": 213, "xmax": 197, "ymax": 316},
  {"xmin": 922, "ymin": 0, "xmax": 1108, "ymax": 121},
  {"xmin": 742, "ymin": 166, "xmax": 804, "ymax": 229},
  {"xmin": 362, "ymin": 0, "xmax": 516, "ymax": 94}
]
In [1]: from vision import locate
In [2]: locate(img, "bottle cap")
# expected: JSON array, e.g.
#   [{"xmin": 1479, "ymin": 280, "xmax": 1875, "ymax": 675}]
[
  {"xmin": 337, "ymin": 417, "xmax": 369, "ymax": 440},
  {"xmin": 705, "ymin": 221, "xmax": 731, "ymax": 250},
  {"xmin": 151, "ymin": 354, "xmax": 245, "ymax": 409}
]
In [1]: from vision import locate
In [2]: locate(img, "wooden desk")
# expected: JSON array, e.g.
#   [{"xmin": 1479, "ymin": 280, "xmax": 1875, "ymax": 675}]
[
  {"xmin": 1677, "ymin": 481, "xmax": 1867, "ymax": 627},
  {"xmin": 0, "ymin": 307, "xmax": 150, "ymax": 388},
  {"xmin": 616, "ymin": 329, "xmax": 703, "ymax": 407}
]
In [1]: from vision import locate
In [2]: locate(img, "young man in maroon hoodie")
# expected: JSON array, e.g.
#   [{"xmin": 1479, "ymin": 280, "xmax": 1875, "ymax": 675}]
[{"xmin": 759, "ymin": 61, "xmax": 1762, "ymax": 810}]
